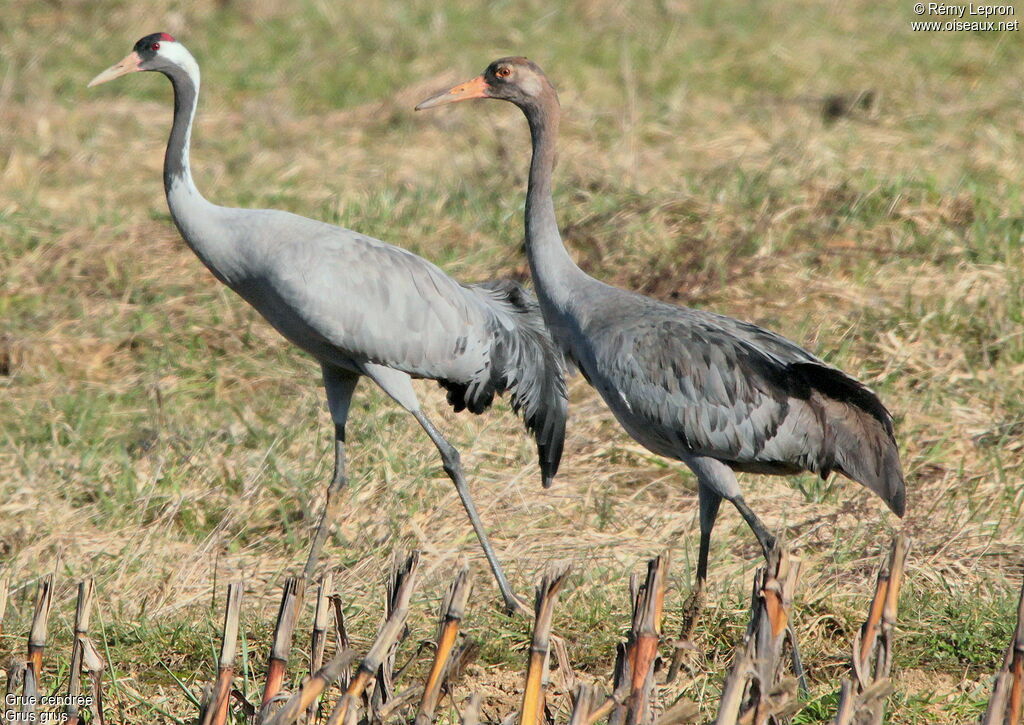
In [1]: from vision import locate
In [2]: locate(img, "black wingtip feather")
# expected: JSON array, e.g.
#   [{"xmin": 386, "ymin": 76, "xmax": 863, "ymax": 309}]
[
  {"xmin": 537, "ymin": 409, "xmax": 566, "ymax": 488},
  {"xmin": 890, "ymin": 484, "xmax": 906, "ymax": 517},
  {"xmin": 796, "ymin": 362, "xmax": 907, "ymax": 517},
  {"xmin": 444, "ymin": 279, "xmax": 569, "ymax": 490},
  {"xmin": 791, "ymin": 361, "xmax": 895, "ymax": 436}
]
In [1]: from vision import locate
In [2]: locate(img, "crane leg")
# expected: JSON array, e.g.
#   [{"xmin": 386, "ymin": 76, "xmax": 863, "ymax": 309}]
[
  {"xmin": 682, "ymin": 484, "xmax": 722, "ymax": 632},
  {"xmin": 303, "ymin": 366, "xmax": 359, "ymax": 585},
  {"xmin": 303, "ymin": 427, "xmax": 347, "ymax": 584},
  {"xmin": 412, "ymin": 410, "xmax": 529, "ymax": 617},
  {"xmin": 729, "ymin": 494, "xmax": 807, "ymax": 693},
  {"xmin": 668, "ymin": 481, "xmax": 723, "ymax": 681},
  {"xmin": 362, "ymin": 363, "xmax": 526, "ymax": 616},
  {"xmin": 696, "ymin": 483, "xmax": 723, "ymax": 586},
  {"xmin": 729, "ymin": 495, "xmax": 777, "ymax": 559},
  {"xmin": 668, "ymin": 468, "xmax": 727, "ymax": 680}
]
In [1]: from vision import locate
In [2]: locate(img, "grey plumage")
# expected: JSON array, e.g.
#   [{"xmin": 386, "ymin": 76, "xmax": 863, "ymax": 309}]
[
  {"xmin": 443, "ymin": 279, "xmax": 565, "ymax": 486},
  {"xmin": 418, "ymin": 56, "xmax": 906, "ymax": 597},
  {"xmin": 563, "ymin": 281, "xmax": 903, "ymax": 514},
  {"xmin": 91, "ymin": 37, "xmax": 566, "ymax": 612},
  {"xmin": 200, "ymin": 208, "xmax": 566, "ymax": 468}
]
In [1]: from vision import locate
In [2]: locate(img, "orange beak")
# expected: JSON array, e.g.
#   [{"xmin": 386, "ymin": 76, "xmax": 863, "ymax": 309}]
[
  {"xmin": 88, "ymin": 52, "xmax": 142, "ymax": 87},
  {"xmin": 415, "ymin": 75, "xmax": 490, "ymax": 110}
]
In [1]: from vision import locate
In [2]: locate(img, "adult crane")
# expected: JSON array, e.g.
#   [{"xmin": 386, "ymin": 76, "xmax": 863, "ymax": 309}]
[
  {"xmin": 417, "ymin": 58, "xmax": 906, "ymax": 614},
  {"xmin": 89, "ymin": 36, "xmax": 567, "ymax": 614}
]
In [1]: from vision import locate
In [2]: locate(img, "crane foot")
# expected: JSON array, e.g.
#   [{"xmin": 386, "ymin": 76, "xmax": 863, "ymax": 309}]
[
  {"xmin": 302, "ymin": 478, "xmax": 346, "ymax": 585},
  {"xmin": 501, "ymin": 590, "xmax": 533, "ymax": 618},
  {"xmin": 666, "ymin": 581, "xmax": 705, "ymax": 682}
]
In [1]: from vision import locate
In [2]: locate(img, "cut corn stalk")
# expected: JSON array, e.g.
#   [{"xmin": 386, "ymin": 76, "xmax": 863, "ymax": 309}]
[
  {"xmin": 620, "ymin": 556, "xmax": 668, "ymax": 725},
  {"xmin": 520, "ymin": 564, "xmax": 570, "ymax": 725},
  {"xmin": 587, "ymin": 645, "xmax": 631, "ymax": 725},
  {"xmin": 331, "ymin": 593, "xmax": 353, "ymax": 690},
  {"xmin": 65, "ymin": 579, "xmax": 95, "ymax": 725},
  {"xmin": 265, "ymin": 648, "xmax": 359, "ymax": 725},
  {"xmin": 261, "ymin": 577, "xmax": 305, "ymax": 715},
  {"xmin": 200, "ymin": 581, "xmax": 243, "ymax": 725},
  {"xmin": 307, "ymin": 573, "xmax": 335, "ymax": 723},
  {"xmin": 27, "ymin": 574, "xmax": 53, "ymax": 687},
  {"xmin": 22, "ymin": 665, "xmax": 38, "ymax": 717},
  {"xmin": 81, "ymin": 635, "xmax": 106, "ymax": 725},
  {"xmin": 714, "ymin": 542, "xmax": 802, "ymax": 725},
  {"xmin": 416, "ymin": 566, "xmax": 472, "ymax": 725},
  {"xmin": 326, "ymin": 552, "xmax": 420, "ymax": 725},
  {"xmin": 373, "ymin": 552, "xmax": 420, "ymax": 717},
  {"xmin": 569, "ymin": 683, "xmax": 596, "ymax": 725},
  {"xmin": 833, "ymin": 535, "xmax": 911, "ymax": 725}
]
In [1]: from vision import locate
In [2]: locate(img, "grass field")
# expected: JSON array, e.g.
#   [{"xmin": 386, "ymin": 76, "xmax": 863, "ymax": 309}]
[{"xmin": 2, "ymin": 0, "xmax": 1024, "ymax": 721}]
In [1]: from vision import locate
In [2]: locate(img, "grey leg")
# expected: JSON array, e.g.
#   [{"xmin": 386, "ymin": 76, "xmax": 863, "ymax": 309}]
[
  {"xmin": 686, "ymin": 456, "xmax": 739, "ymax": 595},
  {"xmin": 412, "ymin": 410, "xmax": 528, "ymax": 617},
  {"xmin": 696, "ymin": 483, "xmax": 723, "ymax": 586},
  {"xmin": 669, "ymin": 478, "xmax": 724, "ymax": 681},
  {"xmin": 729, "ymin": 493, "xmax": 806, "ymax": 692},
  {"xmin": 360, "ymin": 363, "xmax": 526, "ymax": 616},
  {"xmin": 303, "ymin": 366, "xmax": 359, "ymax": 585},
  {"xmin": 303, "ymin": 424, "xmax": 347, "ymax": 584},
  {"xmin": 683, "ymin": 483, "xmax": 722, "ymax": 634},
  {"xmin": 670, "ymin": 459, "xmax": 774, "ymax": 682},
  {"xmin": 730, "ymin": 495, "xmax": 777, "ymax": 559}
]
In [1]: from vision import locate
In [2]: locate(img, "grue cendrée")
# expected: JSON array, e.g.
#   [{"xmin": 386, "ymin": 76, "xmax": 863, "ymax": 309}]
[
  {"xmin": 417, "ymin": 58, "xmax": 906, "ymax": 617},
  {"xmin": 89, "ymin": 36, "xmax": 567, "ymax": 614}
]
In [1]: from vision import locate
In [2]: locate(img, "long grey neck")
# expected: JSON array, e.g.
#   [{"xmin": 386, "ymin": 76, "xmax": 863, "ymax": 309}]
[
  {"xmin": 163, "ymin": 65, "xmax": 201, "ymax": 197},
  {"xmin": 160, "ymin": 63, "xmax": 243, "ymax": 285},
  {"xmin": 521, "ymin": 94, "xmax": 585, "ymax": 310}
]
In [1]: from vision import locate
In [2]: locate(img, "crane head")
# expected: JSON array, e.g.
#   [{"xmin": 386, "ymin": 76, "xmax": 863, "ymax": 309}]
[
  {"xmin": 88, "ymin": 33, "xmax": 182, "ymax": 87},
  {"xmin": 415, "ymin": 57, "xmax": 555, "ymax": 111}
]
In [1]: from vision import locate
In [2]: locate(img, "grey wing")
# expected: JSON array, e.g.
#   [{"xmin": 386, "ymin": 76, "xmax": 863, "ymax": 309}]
[
  {"xmin": 250, "ymin": 219, "xmax": 568, "ymax": 485},
  {"xmin": 458, "ymin": 280, "xmax": 568, "ymax": 487},
  {"xmin": 259, "ymin": 223, "xmax": 498, "ymax": 382},
  {"xmin": 589, "ymin": 303, "xmax": 904, "ymax": 515},
  {"xmin": 594, "ymin": 311, "xmax": 804, "ymax": 467},
  {"xmin": 699, "ymin": 310, "xmax": 823, "ymax": 366}
]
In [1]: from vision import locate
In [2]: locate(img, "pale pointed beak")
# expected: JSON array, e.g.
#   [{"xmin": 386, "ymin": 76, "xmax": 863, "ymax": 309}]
[
  {"xmin": 415, "ymin": 75, "xmax": 490, "ymax": 111},
  {"xmin": 88, "ymin": 52, "xmax": 142, "ymax": 88}
]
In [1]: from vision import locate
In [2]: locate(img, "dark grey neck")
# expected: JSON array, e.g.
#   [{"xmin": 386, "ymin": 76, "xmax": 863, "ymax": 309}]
[
  {"xmin": 520, "ymin": 92, "xmax": 583, "ymax": 307},
  {"xmin": 163, "ymin": 65, "xmax": 197, "ymax": 193},
  {"xmin": 524, "ymin": 100, "xmax": 558, "ymax": 233}
]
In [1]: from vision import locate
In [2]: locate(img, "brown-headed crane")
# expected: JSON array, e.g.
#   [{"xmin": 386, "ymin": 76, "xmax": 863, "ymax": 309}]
[{"xmin": 417, "ymin": 57, "xmax": 906, "ymax": 623}]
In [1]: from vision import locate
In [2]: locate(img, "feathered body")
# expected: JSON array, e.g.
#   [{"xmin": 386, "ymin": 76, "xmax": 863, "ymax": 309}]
[
  {"xmin": 416, "ymin": 56, "xmax": 906, "ymax": 593},
  {"xmin": 547, "ymin": 276, "xmax": 903, "ymax": 514},
  {"xmin": 91, "ymin": 36, "xmax": 566, "ymax": 611},
  {"xmin": 170, "ymin": 199, "xmax": 566, "ymax": 482}
]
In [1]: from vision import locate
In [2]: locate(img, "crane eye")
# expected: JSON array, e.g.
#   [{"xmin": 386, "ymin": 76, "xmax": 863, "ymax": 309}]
[
  {"xmin": 496, "ymin": 66, "xmax": 511, "ymax": 78},
  {"xmin": 151, "ymin": 42, "xmax": 160, "ymax": 51}
]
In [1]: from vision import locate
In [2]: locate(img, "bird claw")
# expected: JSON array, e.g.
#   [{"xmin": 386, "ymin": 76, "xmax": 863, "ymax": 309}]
[
  {"xmin": 680, "ymin": 583, "xmax": 705, "ymax": 634},
  {"xmin": 502, "ymin": 591, "xmax": 533, "ymax": 618}
]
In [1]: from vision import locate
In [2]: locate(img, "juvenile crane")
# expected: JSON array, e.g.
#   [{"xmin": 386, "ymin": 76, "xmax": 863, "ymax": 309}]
[
  {"xmin": 418, "ymin": 58, "xmax": 906, "ymax": 609},
  {"xmin": 89, "ymin": 36, "xmax": 567, "ymax": 613}
]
